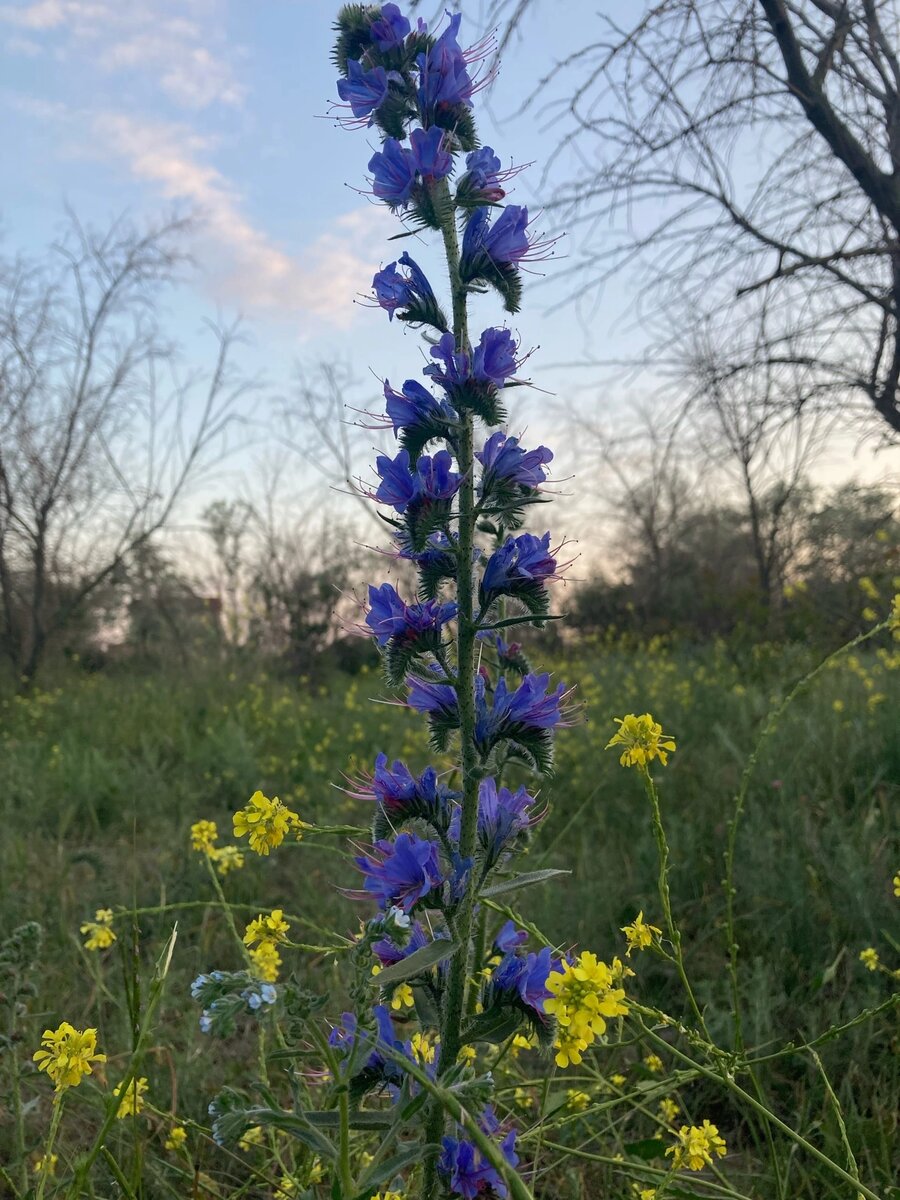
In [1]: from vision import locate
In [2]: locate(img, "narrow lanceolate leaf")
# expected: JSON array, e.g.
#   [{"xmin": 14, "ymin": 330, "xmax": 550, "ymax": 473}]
[
  {"xmin": 356, "ymin": 1143, "xmax": 442, "ymax": 1192},
  {"xmin": 375, "ymin": 939, "xmax": 459, "ymax": 985},
  {"xmin": 480, "ymin": 869, "xmax": 571, "ymax": 898},
  {"xmin": 478, "ymin": 613, "xmax": 565, "ymax": 632},
  {"xmin": 304, "ymin": 1109, "xmax": 395, "ymax": 1130}
]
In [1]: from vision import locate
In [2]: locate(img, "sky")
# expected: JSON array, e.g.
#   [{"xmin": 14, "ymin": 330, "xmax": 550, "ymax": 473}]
[{"xmin": 2, "ymin": 0, "xmax": 897, "ymax": 552}]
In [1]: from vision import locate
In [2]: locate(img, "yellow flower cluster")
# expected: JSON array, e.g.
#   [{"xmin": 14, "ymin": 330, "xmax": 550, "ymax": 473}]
[
  {"xmin": 658, "ymin": 1097, "xmax": 680, "ymax": 1124},
  {"xmin": 410, "ymin": 1031, "xmax": 437, "ymax": 1065},
  {"xmin": 113, "ymin": 1075, "xmax": 148, "ymax": 1118},
  {"xmin": 243, "ymin": 909, "xmax": 290, "ymax": 982},
  {"xmin": 189, "ymin": 820, "xmax": 245, "ymax": 877},
  {"xmin": 372, "ymin": 1192, "xmax": 405, "ymax": 1200},
  {"xmin": 859, "ymin": 947, "xmax": 879, "ymax": 971},
  {"xmin": 33, "ymin": 1022, "xmax": 106, "ymax": 1092},
  {"xmin": 606, "ymin": 713, "xmax": 676, "ymax": 769},
  {"xmin": 33, "ymin": 1154, "xmax": 58, "ymax": 1176},
  {"xmin": 621, "ymin": 910, "xmax": 661, "ymax": 956},
  {"xmin": 372, "ymin": 963, "xmax": 415, "ymax": 1010},
  {"xmin": 666, "ymin": 1120, "xmax": 727, "ymax": 1171},
  {"xmin": 545, "ymin": 951, "xmax": 630, "ymax": 1068},
  {"xmin": 233, "ymin": 790, "xmax": 305, "ymax": 855},
  {"xmin": 645, "ymin": 1053, "xmax": 664, "ymax": 1074},
  {"xmin": 80, "ymin": 908, "xmax": 116, "ymax": 951},
  {"xmin": 165, "ymin": 1125, "xmax": 188, "ymax": 1151}
]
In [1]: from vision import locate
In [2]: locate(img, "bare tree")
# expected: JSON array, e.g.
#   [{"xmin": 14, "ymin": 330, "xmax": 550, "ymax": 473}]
[
  {"xmin": 496, "ymin": 0, "xmax": 900, "ymax": 438},
  {"xmin": 685, "ymin": 326, "xmax": 829, "ymax": 609},
  {"xmin": 0, "ymin": 212, "xmax": 250, "ymax": 680}
]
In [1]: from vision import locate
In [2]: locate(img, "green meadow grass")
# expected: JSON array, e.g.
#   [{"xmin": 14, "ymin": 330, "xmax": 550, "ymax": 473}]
[{"xmin": 1, "ymin": 634, "xmax": 898, "ymax": 1197}]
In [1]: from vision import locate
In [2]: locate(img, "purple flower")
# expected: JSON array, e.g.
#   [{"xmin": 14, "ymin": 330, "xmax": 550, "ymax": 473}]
[
  {"xmin": 492, "ymin": 946, "xmax": 553, "ymax": 1014},
  {"xmin": 494, "ymin": 920, "xmax": 528, "ymax": 955},
  {"xmin": 476, "ymin": 776, "xmax": 539, "ymax": 865},
  {"xmin": 456, "ymin": 146, "xmax": 526, "ymax": 207},
  {"xmin": 416, "ymin": 12, "xmax": 475, "ymax": 118},
  {"xmin": 372, "ymin": 919, "xmax": 430, "ymax": 969},
  {"xmin": 474, "ymin": 672, "xmax": 571, "ymax": 766},
  {"xmin": 472, "ymin": 327, "xmax": 520, "ymax": 387},
  {"xmin": 424, "ymin": 331, "xmax": 469, "ymax": 392},
  {"xmin": 406, "ymin": 675, "xmax": 459, "ymax": 723},
  {"xmin": 375, "ymin": 448, "xmax": 418, "ymax": 511},
  {"xmin": 365, "ymin": 583, "xmax": 457, "ymax": 647},
  {"xmin": 439, "ymin": 1113, "xmax": 519, "ymax": 1199},
  {"xmin": 460, "ymin": 205, "xmax": 558, "ymax": 281},
  {"xmin": 348, "ymin": 755, "xmax": 455, "ymax": 828},
  {"xmin": 477, "ymin": 432, "xmax": 552, "ymax": 491},
  {"xmin": 448, "ymin": 777, "xmax": 538, "ymax": 865},
  {"xmin": 369, "ymin": 2, "xmax": 410, "ymax": 50},
  {"xmin": 374, "ymin": 448, "xmax": 462, "ymax": 514},
  {"xmin": 369, "ymin": 139, "xmax": 416, "ymax": 208},
  {"xmin": 372, "ymin": 252, "xmax": 446, "ymax": 329},
  {"xmin": 395, "ymin": 529, "xmax": 458, "ymax": 577},
  {"xmin": 356, "ymin": 832, "xmax": 445, "ymax": 912},
  {"xmin": 329, "ymin": 1005, "xmax": 408, "ymax": 1086},
  {"xmin": 417, "ymin": 449, "xmax": 462, "ymax": 501},
  {"xmin": 336, "ymin": 60, "xmax": 391, "ymax": 124},
  {"xmin": 409, "ymin": 124, "xmax": 453, "ymax": 181},
  {"xmin": 481, "ymin": 532, "xmax": 557, "ymax": 602},
  {"xmin": 384, "ymin": 379, "xmax": 456, "ymax": 436}
]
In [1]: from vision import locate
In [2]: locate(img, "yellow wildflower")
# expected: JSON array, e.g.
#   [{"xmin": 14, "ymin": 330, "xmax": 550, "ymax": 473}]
[
  {"xmin": 244, "ymin": 909, "xmax": 290, "ymax": 947},
  {"xmin": 514, "ymin": 1086, "xmax": 535, "ymax": 1110},
  {"xmin": 410, "ymin": 1031, "xmax": 437, "ymax": 1065},
  {"xmin": 238, "ymin": 1125, "xmax": 265, "ymax": 1151},
  {"xmin": 644, "ymin": 1053, "xmax": 664, "ymax": 1074},
  {"xmin": 250, "ymin": 940, "xmax": 282, "ymax": 982},
  {"xmin": 859, "ymin": 947, "xmax": 879, "ymax": 972},
  {"xmin": 371, "ymin": 1192, "xmax": 405, "ymax": 1200},
  {"xmin": 457, "ymin": 1044, "xmax": 477, "ymax": 1065},
  {"xmin": 33, "ymin": 1154, "xmax": 58, "ymax": 1175},
  {"xmin": 113, "ymin": 1075, "xmax": 148, "ymax": 1118},
  {"xmin": 606, "ymin": 714, "xmax": 676, "ymax": 769},
  {"xmin": 275, "ymin": 1175, "xmax": 297, "ymax": 1200},
  {"xmin": 191, "ymin": 820, "xmax": 218, "ymax": 854},
  {"xmin": 80, "ymin": 908, "xmax": 116, "ymax": 951},
  {"xmin": 545, "ymin": 951, "xmax": 628, "ymax": 1068},
  {"xmin": 621, "ymin": 911, "xmax": 661, "ymax": 956},
  {"xmin": 510, "ymin": 1033, "xmax": 535, "ymax": 1057},
  {"xmin": 210, "ymin": 845, "xmax": 245, "ymax": 876},
  {"xmin": 566, "ymin": 1089, "xmax": 591, "ymax": 1111},
  {"xmin": 658, "ymin": 1097, "xmax": 680, "ymax": 1124},
  {"xmin": 165, "ymin": 1125, "xmax": 188, "ymax": 1151},
  {"xmin": 33, "ymin": 1023, "xmax": 106, "ymax": 1092},
  {"xmin": 610, "ymin": 1073, "xmax": 626, "ymax": 1087},
  {"xmin": 893, "ymin": 873, "xmax": 900, "ymax": 898},
  {"xmin": 233, "ymin": 791, "xmax": 303, "ymax": 855},
  {"xmin": 309, "ymin": 1159, "xmax": 326, "ymax": 1183},
  {"xmin": 667, "ymin": 1120, "xmax": 727, "ymax": 1171},
  {"xmin": 859, "ymin": 576, "xmax": 880, "ymax": 601}
]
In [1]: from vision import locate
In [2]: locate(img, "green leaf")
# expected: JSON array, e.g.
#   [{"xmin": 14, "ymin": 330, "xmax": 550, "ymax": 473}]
[
  {"xmin": 304, "ymin": 1110, "xmax": 395, "ymax": 1131},
  {"xmin": 478, "ymin": 613, "xmax": 565, "ymax": 632},
  {"xmin": 624, "ymin": 1137, "xmax": 667, "ymax": 1161},
  {"xmin": 461, "ymin": 1009, "xmax": 523, "ymax": 1045},
  {"xmin": 376, "ymin": 939, "xmax": 459, "ymax": 985},
  {"xmin": 481, "ymin": 869, "xmax": 571, "ymax": 898},
  {"xmin": 358, "ymin": 1143, "xmax": 442, "ymax": 1191}
]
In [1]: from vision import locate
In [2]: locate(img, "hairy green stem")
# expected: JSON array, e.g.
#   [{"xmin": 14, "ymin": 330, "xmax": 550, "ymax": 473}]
[
  {"xmin": 640, "ymin": 766, "xmax": 711, "ymax": 1041},
  {"xmin": 421, "ymin": 178, "xmax": 479, "ymax": 1200}
]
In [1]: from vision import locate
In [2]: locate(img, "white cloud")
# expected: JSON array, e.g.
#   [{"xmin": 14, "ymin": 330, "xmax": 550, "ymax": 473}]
[
  {"xmin": 91, "ymin": 112, "xmax": 391, "ymax": 328},
  {"xmin": 0, "ymin": 0, "xmax": 244, "ymax": 109}
]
